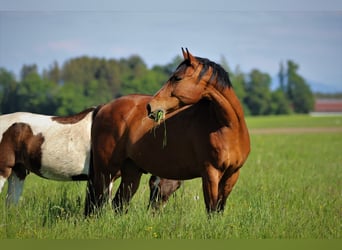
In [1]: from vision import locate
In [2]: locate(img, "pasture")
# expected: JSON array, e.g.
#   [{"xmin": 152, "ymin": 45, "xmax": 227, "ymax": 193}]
[{"xmin": 0, "ymin": 115, "xmax": 341, "ymax": 239}]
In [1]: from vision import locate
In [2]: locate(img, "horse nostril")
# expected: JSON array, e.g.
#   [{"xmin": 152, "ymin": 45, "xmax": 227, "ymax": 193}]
[{"xmin": 147, "ymin": 104, "xmax": 156, "ymax": 119}]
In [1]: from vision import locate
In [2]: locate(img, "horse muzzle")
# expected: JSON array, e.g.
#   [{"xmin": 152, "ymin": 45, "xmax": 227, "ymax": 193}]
[{"xmin": 146, "ymin": 104, "xmax": 165, "ymax": 122}]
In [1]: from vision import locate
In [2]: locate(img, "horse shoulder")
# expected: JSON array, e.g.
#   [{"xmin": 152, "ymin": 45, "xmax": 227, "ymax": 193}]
[{"xmin": 209, "ymin": 127, "xmax": 247, "ymax": 170}]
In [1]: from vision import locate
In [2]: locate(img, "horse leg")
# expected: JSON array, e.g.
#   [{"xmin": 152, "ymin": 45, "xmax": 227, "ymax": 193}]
[
  {"xmin": 5, "ymin": 162, "xmax": 29, "ymax": 205},
  {"xmin": 148, "ymin": 175, "xmax": 161, "ymax": 210},
  {"xmin": 6, "ymin": 173, "xmax": 25, "ymax": 205},
  {"xmin": 0, "ymin": 167, "xmax": 11, "ymax": 195},
  {"xmin": 217, "ymin": 169, "xmax": 240, "ymax": 212},
  {"xmin": 148, "ymin": 177, "xmax": 182, "ymax": 210},
  {"xmin": 112, "ymin": 159, "xmax": 142, "ymax": 213},
  {"xmin": 0, "ymin": 145, "xmax": 16, "ymax": 201},
  {"xmin": 202, "ymin": 167, "xmax": 220, "ymax": 214},
  {"xmin": 85, "ymin": 169, "xmax": 111, "ymax": 216}
]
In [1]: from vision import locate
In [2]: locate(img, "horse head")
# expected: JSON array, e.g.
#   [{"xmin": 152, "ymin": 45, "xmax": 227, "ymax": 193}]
[{"xmin": 147, "ymin": 48, "xmax": 231, "ymax": 122}]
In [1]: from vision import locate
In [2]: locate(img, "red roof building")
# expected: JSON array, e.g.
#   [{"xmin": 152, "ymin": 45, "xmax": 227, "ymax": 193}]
[{"xmin": 313, "ymin": 99, "xmax": 342, "ymax": 114}]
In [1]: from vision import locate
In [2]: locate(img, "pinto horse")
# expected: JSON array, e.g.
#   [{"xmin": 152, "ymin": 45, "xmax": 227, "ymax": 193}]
[
  {"xmin": 0, "ymin": 109, "xmax": 179, "ymax": 208},
  {"xmin": 87, "ymin": 49, "xmax": 250, "ymax": 215},
  {"xmin": 0, "ymin": 108, "xmax": 98, "ymax": 205}
]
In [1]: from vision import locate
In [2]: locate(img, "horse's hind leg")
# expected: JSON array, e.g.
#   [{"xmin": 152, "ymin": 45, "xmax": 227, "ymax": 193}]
[
  {"xmin": 85, "ymin": 170, "xmax": 111, "ymax": 216},
  {"xmin": 148, "ymin": 177, "xmax": 182, "ymax": 210},
  {"xmin": 112, "ymin": 159, "xmax": 142, "ymax": 213}
]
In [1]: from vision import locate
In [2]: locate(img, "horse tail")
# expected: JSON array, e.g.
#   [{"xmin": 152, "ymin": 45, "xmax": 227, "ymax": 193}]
[{"xmin": 92, "ymin": 104, "xmax": 104, "ymax": 121}]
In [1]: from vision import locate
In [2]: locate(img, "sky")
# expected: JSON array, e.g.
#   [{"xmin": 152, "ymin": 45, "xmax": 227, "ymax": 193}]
[{"xmin": 0, "ymin": 0, "xmax": 342, "ymax": 92}]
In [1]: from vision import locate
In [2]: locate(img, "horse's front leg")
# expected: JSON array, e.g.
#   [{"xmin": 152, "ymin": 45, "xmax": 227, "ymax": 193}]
[
  {"xmin": 202, "ymin": 166, "xmax": 221, "ymax": 214},
  {"xmin": 6, "ymin": 173, "xmax": 25, "ymax": 205},
  {"xmin": 112, "ymin": 159, "xmax": 142, "ymax": 213},
  {"xmin": 6, "ymin": 163, "xmax": 29, "ymax": 205},
  {"xmin": 0, "ymin": 168, "xmax": 12, "ymax": 198},
  {"xmin": 217, "ymin": 168, "xmax": 240, "ymax": 212}
]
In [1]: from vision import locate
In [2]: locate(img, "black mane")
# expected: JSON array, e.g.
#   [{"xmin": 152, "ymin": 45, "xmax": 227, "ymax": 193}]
[
  {"xmin": 196, "ymin": 57, "xmax": 232, "ymax": 89},
  {"xmin": 176, "ymin": 56, "xmax": 232, "ymax": 89}
]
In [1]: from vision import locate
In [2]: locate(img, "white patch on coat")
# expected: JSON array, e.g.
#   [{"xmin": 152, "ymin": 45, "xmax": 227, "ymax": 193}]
[
  {"xmin": 0, "ymin": 176, "xmax": 6, "ymax": 193},
  {"xmin": 0, "ymin": 111, "xmax": 92, "ymax": 181},
  {"xmin": 6, "ymin": 174, "xmax": 24, "ymax": 205}
]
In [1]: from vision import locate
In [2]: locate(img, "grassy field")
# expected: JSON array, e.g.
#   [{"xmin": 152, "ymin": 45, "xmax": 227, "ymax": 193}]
[{"xmin": 0, "ymin": 115, "xmax": 341, "ymax": 239}]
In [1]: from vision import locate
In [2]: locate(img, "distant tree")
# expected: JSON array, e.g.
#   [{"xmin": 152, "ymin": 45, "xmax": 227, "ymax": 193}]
[
  {"xmin": 2, "ymin": 54, "xmax": 317, "ymax": 117},
  {"xmin": 43, "ymin": 61, "xmax": 61, "ymax": 84},
  {"xmin": 54, "ymin": 82, "xmax": 88, "ymax": 115},
  {"xmin": 0, "ymin": 68, "xmax": 19, "ymax": 114},
  {"xmin": 231, "ymin": 66, "xmax": 247, "ymax": 105},
  {"xmin": 244, "ymin": 69, "xmax": 272, "ymax": 115},
  {"xmin": 278, "ymin": 61, "xmax": 286, "ymax": 92},
  {"xmin": 286, "ymin": 60, "xmax": 314, "ymax": 113},
  {"xmin": 270, "ymin": 89, "xmax": 292, "ymax": 115},
  {"xmin": 20, "ymin": 64, "xmax": 38, "ymax": 80},
  {"xmin": 17, "ymin": 69, "xmax": 57, "ymax": 114}
]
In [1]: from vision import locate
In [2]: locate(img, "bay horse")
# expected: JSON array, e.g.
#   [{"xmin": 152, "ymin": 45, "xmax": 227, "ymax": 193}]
[
  {"xmin": 0, "ymin": 109, "xmax": 180, "ymax": 209},
  {"xmin": 87, "ymin": 49, "xmax": 250, "ymax": 215}
]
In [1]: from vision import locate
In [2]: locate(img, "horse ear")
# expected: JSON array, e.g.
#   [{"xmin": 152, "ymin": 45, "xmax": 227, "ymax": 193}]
[
  {"xmin": 186, "ymin": 49, "xmax": 196, "ymax": 63},
  {"xmin": 181, "ymin": 48, "xmax": 196, "ymax": 64},
  {"xmin": 181, "ymin": 48, "xmax": 187, "ymax": 59}
]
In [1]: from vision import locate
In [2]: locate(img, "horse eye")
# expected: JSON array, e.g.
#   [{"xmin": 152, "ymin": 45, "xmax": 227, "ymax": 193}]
[{"xmin": 172, "ymin": 76, "xmax": 182, "ymax": 82}]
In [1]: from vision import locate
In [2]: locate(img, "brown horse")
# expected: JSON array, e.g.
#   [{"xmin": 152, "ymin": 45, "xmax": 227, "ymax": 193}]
[
  {"xmin": 0, "ymin": 110, "xmax": 180, "ymax": 211},
  {"xmin": 87, "ymin": 49, "xmax": 250, "ymax": 215}
]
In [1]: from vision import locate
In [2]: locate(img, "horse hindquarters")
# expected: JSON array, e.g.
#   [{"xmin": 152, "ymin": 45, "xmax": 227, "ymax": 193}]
[{"xmin": 84, "ymin": 162, "xmax": 112, "ymax": 216}]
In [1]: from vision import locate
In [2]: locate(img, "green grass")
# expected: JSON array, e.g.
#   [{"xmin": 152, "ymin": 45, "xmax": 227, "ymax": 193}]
[
  {"xmin": 246, "ymin": 114, "xmax": 342, "ymax": 129},
  {"xmin": 0, "ymin": 115, "xmax": 341, "ymax": 239}
]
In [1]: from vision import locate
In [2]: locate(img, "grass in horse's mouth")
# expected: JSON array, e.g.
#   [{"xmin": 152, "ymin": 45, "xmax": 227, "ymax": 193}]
[
  {"xmin": 155, "ymin": 110, "xmax": 165, "ymax": 124},
  {"xmin": 151, "ymin": 110, "xmax": 167, "ymax": 148}
]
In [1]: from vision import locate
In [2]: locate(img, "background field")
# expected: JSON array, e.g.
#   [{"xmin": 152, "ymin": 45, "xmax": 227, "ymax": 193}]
[{"xmin": 0, "ymin": 115, "xmax": 341, "ymax": 239}]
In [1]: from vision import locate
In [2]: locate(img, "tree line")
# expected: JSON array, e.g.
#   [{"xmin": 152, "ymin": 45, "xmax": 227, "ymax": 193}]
[{"xmin": 0, "ymin": 54, "xmax": 314, "ymax": 116}]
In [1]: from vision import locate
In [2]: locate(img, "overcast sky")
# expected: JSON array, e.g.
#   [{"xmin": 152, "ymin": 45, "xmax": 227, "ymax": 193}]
[{"xmin": 1, "ymin": 0, "xmax": 341, "ymax": 92}]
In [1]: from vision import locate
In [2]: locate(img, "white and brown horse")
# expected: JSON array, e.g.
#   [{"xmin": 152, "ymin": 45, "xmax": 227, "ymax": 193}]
[
  {"xmin": 0, "ymin": 108, "xmax": 99, "ymax": 205},
  {"xmin": 0, "ymin": 108, "xmax": 181, "ymax": 209}
]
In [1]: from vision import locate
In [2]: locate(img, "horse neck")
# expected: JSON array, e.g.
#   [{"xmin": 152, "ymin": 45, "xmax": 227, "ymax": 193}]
[
  {"xmin": 206, "ymin": 85, "xmax": 249, "ymax": 137},
  {"xmin": 206, "ymin": 85, "xmax": 250, "ymax": 158}
]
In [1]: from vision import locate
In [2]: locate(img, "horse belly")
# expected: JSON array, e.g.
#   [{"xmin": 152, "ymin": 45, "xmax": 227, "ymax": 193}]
[
  {"xmin": 39, "ymin": 139, "xmax": 90, "ymax": 181},
  {"xmin": 132, "ymin": 144, "xmax": 200, "ymax": 180}
]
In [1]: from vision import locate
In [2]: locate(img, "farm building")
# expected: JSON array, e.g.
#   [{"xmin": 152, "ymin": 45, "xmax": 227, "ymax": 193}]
[{"xmin": 311, "ymin": 99, "xmax": 342, "ymax": 115}]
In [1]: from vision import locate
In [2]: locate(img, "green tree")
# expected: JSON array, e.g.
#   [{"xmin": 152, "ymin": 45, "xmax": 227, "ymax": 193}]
[
  {"xmin": 278, "ymin": 61, "xmax": 286, "ymax": 92},
  {"xmin": 244, "ymin": 69, "xmax": 272, "ymax": 115},
  {"xmin": 270, "ymin": 89, "xmax": 292, "ymax": 115},
  {"xmin": 0, "ymin": 68, "xmax": 19, "ymax": 114},
  {"xmin": 17, "ymin": 69, "xmax": 57, "ymax": 114},
  {"xmin": 43, "ymin": 61, "xmax": 61, "ymax": 84},
  {"xmin": 286, "ymin": 60, "xmax": 314, "ymax": 113},
  {"xmin": 54, "ymin": 82, "xmax": 88, "ymax": 116}
]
